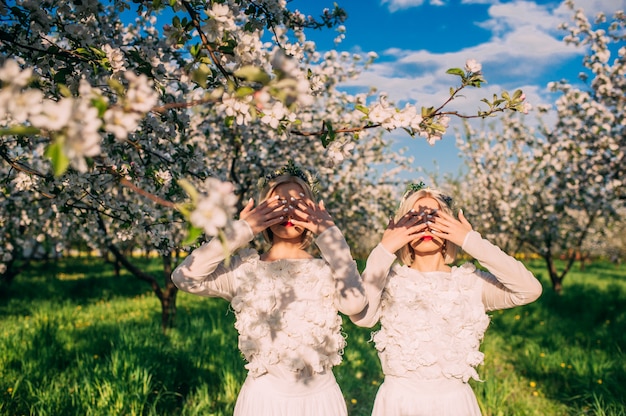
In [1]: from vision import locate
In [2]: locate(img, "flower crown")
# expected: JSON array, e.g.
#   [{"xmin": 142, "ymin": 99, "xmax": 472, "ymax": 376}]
[
  {"xmin": 259, "ymin": 160, "xmax": 320, "ymax": 194},
  {"xmin": 401, "ymin": 181, "xmax": 453, "ymax": 207}
]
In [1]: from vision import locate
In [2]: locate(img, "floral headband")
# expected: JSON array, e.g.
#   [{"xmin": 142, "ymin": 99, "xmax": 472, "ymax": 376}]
[
  {"xmin": 259, "ymin": 160, "xmax": 320, "ymax": 194},
  {"xmin": 401, "ymin": 181, "xmax": 453, "ymax": 207}
]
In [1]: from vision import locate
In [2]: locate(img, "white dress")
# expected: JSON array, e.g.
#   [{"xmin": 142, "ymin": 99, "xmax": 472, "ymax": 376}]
[
  {"xmin": 172, "ymin": 220, "xmax": 367, "ymax": 416},
  {"xmin": 356, "ymin": 230, "xmax": 543, "ymax": 416}
]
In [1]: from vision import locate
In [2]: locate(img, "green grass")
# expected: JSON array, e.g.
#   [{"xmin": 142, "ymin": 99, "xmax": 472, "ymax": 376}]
[{"xmin": 1, "ymin": 258, "xmax": 625, "ymax": 415}]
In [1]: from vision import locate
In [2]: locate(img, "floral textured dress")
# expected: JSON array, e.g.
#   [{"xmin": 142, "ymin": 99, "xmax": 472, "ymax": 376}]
[
  {"xmin": 355, "ymin": 230, "xmax": 542, "ymax": 416},
  {"xmin": 172, "ymin": 220, "xmax": 367, "ymax": 416}
]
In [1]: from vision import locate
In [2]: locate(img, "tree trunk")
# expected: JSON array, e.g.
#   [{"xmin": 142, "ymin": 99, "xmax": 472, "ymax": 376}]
[
  {"xmin": 545, "ymin": 255, "xmax": 563, "ymax": 294},
  {"xmin": 159, "ymin": 253, "xmax": 178, "ymax": 331},
  {"xmin": 107, "ymin": 244, "xmax": 178, "ymax": 331},
  {"xmin": 97, "ymin": 215, "xmax": 179, "ymax": 331}
]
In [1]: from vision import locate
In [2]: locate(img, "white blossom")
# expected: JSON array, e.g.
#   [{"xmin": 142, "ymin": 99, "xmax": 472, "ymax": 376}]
[
  {"xmin": 465, "ymin": 59, "xmax": 482, "ymax": 73},
  {"xmin": 189, "ymin": 179, "xmax": 238, "ymax": 236},
  {"xmin": 103, "ymin": 44, "xmax": 126, "ymax": 73},
  {"xmin": 0, "ymin": 60, "xmax": 32, "ymax": 87},
  {"xmin": 30, "ymin": 98, "xmax": 73, "ymax": 131}
]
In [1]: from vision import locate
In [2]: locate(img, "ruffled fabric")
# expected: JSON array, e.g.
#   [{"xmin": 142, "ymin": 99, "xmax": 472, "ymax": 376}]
[
  {"xmin": 230, "ymin": 249, "xmax": 345, "ymax": 379},
  {"xmin": 373, "ymin": 263, "xmax": 491, "ymax": 383}
]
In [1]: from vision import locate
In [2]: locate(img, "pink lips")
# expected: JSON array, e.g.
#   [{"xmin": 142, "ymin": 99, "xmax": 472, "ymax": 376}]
[
  {"xmin": 283, "ymin": 221, "xmax": 294, "ymax": 227},
  {"xmin": 421, "ymin": 235, "xmax": 433, "ymax": 241}
]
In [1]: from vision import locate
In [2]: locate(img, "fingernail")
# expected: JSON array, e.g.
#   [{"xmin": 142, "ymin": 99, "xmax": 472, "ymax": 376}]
[
  {"xmin": 274, "ymin": 195, "xmax": 280, "ymax": 199},
  {"xmin": 281, "ymin": 199, "xmax": 287, "ymax": 204},
  {"xmin": 299, "ymin": 192, "xmax": 305, "ymax": 197},
  {"xmin": 283, "ymin": 208, "xmax": 289, "ymax": 212},
  {"xmin": 290, "ymin": 196, "xmax": 296, "ymax": 201}
]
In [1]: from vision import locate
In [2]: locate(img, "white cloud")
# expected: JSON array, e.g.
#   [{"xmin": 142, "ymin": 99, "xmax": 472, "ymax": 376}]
[
  {"xmin": 561, "ymin": 0, "xmax": 626, "ymax": 17},
  {"xmin": 356, "ymin": 0, "xmax": 625, "ymax": 172},
  {"xmin": 477, "ymin": 2, "xmax": 564, "ymax": 34},
  {"xmin": 382, "ymin": 0, "xmax": 444, "ymax": 12},
  {"xmin": 343, "ymin": 0, "xmax": 606, "ymax": 108}
]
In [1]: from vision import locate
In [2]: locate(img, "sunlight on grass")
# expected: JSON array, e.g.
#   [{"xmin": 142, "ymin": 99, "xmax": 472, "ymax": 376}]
[{"xmin": 1, "ymin": 258, "xmax": 625, "ymax": 415}]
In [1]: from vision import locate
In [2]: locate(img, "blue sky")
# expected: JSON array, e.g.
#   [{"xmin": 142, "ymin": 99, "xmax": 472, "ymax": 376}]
[{"xmin": 292, "ymin": 0, "xmax": 626, "ymax": 176}]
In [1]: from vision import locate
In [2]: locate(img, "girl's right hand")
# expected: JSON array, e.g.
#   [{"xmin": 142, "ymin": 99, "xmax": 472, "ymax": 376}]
[
  {"xmin": 240, "ymin": 196, "xmax": 289, "ymax": 235},
  {"xmin": 380, "ymin": 210, "xmax": 428, "ymax": 254}
]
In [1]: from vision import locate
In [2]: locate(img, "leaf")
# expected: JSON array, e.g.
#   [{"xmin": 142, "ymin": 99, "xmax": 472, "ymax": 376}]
[
  {"xmin": 235, "ymin": 86, "xmax": 255, "ymax": 98},
  {"xmin": 355, "ymin": 104, "xmax": 369, "ymax": 115},
  {"xmin": 233, "ymin": 66, "xmax": 271, "ymax": 84},
  {"xmin": 58, "ymin": 84, "xmax": 72, "ymax": 98},
  {"xmin": 421, "ymin": 106, "xmax": 435, "ymax": 117},
  {"xmin": 0, "ymin": 126, "xmax": 40, "ymax": 136},
  {"xmin": 446, "ymin": 68, "xmax": 465, "ymax": 77},
  {"xmin": 320, "ymin": 132, "xmax": 329, "ymax": 148},
  {"xmin": 45, "ymin": 141, "xmax": 70, "ymax": 177},
  {"xmin": 191, "ymin": 63, "xmax": 211, "ymax": 88},
  {"xmin": 89, "ymin": 96, "xmax": 108, "ymax": 117},
  {"xmin": 181, "ymin": 224, "xmax": 203, "ymax": 246},
  {"xmin": 177, "ymin": 179, "xmax": 199, "ymax": 204},
  {"xmin": 107, "ymin": 78, "xmax": 125, "ymax": 95},
  {"xmin": 324, "ymin": 120, "xmax": 335, "ymax": 134}
]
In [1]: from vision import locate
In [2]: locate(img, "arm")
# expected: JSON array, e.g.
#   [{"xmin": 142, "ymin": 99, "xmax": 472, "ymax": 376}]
[
  {"xmin": 431, "ymin": 209, "xmax": 542, "ymax": 311},
  {"xmin": 172, "ymin": 196, "xmax": 289, "ymax": 299},
  {"xmin": 349, "ymin": 243, "xmax": 396, "ymax": 327},
  {"xmin": 349, "ymin": 212, "xmax": 426, "ymax": 327},
  {"xmin": 461, "ymin": 231, "xmax": 543, "ymax": 311},
  {"xmin": 171, "ymin": 220, "xmax": 254, "ymax": 300},
  {"xmin": 316, "ymin": 226, "xmax": 368, "ymax": 316}
]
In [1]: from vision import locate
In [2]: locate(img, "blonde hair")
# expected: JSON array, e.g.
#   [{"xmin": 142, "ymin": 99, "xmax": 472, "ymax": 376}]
[
  {"xmin": 395, "ymin": 188, "xmax": 458, "ymax": 265},
  {"xmin": 258, "ymin": 175, "xmax": 315, "ymax": 250}
]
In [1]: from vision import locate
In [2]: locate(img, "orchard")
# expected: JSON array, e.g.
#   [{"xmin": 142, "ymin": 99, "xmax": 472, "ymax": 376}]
[{"xmin": 0, "ymin": 0, "xmax": 621, "ymax": 327}]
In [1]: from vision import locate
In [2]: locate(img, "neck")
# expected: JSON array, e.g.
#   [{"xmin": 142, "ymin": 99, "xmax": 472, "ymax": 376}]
[
  {"xmin": 262, "ymin": 240, "xmax": 311, "ymax": 261},
  {"xmin": 409, "ymin": 251, "xmax": 450, "ymax": 272}
]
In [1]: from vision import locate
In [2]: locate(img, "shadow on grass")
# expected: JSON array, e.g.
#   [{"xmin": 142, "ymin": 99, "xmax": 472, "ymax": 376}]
[
  {"xmin": 0, "ymin": 258, "xmax": 154, "ymax": 317},
  {"xmin": 3, "ymin": 295, "xmax": 243, "ymax": 415}
]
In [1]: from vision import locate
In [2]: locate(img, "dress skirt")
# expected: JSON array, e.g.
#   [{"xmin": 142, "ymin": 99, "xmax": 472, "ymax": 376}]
[
  {"xmin": 233, "ymin": 371, "xmax": 348, "ymax": 416},
  {"xmin": 372, "ymin": 375, "xmax": 482, "ymax": 416}
]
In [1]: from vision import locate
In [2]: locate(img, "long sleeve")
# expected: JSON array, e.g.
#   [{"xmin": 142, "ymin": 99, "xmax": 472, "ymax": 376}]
[
  {"xmin": 315, "ymin": 226, "xmax": 368, "ymax": 316},
  {"xmin": 461, "ymin": 230, "xmax": 543, "ymax": 311},
  {"xmin": 349, "ymin": 243, "xmax": 396, "ymax": 327},
  {"xmin": 171, "ymin": 220, "xmax": 254, "ymax": 301}
]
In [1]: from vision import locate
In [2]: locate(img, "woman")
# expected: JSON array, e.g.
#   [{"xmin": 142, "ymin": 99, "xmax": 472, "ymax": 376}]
[
  {"xmin": 351, "ymin": 183, "xmax": 542, "ymax": 416},
  {"xmin": 172, "ymin": 162, "xmax": 367, "ymax": 416}
]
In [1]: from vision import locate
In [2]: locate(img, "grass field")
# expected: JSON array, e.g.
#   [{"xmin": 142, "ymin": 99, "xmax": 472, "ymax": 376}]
[{"xmin": 1, "ymin": 257, "xmax": 625, "ymax": 415}]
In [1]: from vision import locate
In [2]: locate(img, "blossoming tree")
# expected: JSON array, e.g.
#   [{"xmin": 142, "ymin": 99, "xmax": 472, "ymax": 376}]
[
  {"xmin": 454, "ymin": 2, "xmax": 625, "ymax": 293},
  {"xmin": 0, "ymin": 0, "xmax": 526, "ymax": 327}
]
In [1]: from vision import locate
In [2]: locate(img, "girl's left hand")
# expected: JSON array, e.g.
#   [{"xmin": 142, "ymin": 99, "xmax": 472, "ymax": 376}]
[
  {"xmin": 289, "ymin": 198, "xmax": 335, "ymax": 235},
  {"xmin": 429, "ymin": 209, "xmax": 473, "ymax": 247}
]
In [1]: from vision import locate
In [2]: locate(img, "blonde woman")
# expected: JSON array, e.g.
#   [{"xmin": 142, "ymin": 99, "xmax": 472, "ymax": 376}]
[
  {"xmin": 172, "ymin": 162, "xmax": 367, "ymax": 416},
  {"xmin": 352, "ymin": 183, "xmax": 542, "ymax": 415}
]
